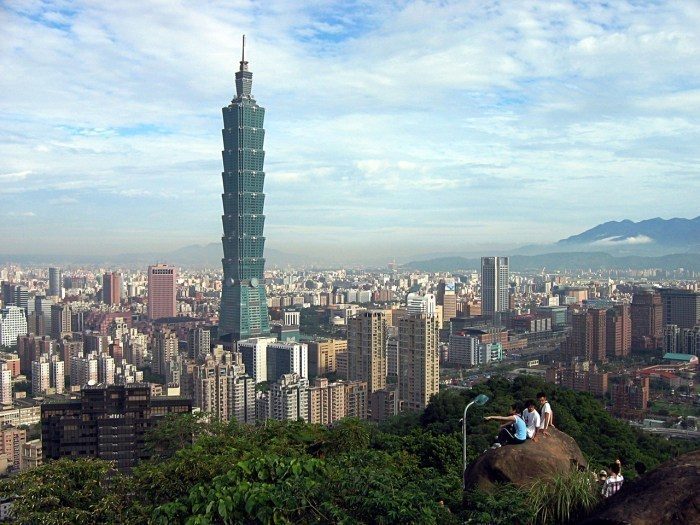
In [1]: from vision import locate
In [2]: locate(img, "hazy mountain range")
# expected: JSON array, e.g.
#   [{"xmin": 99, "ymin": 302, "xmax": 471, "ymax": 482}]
[{"xmin": 1, "ymin": 216, "xmax": 698, "ymax": 270}]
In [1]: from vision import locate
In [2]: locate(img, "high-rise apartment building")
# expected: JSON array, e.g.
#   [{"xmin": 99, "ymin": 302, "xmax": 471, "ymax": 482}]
[
  {"xmin": 1, "ymin": 427, "xmax": 26, "ymax": 470},
  {"xmin": 218, "ymin": 38, "xmax": 270, "ymax": 342},
  {"xmin": 193, "ymin": 355, "xmax": 255, "ymax": 424},
  {"xmin": 268, "ymin": 373, "xmax": 309, "ymax": 422},
  {"xmin": 49, "ymin": 355, "xmax": 64, "ymax": 395},
  {"xmin": 631, "ymin": 291, "xmax": 663, "ymax": 350},
  {"xmin": 237, "ymin": 336, "xmax": 276, "ymax": 382},
  {"xmin": 612, "ymin": 376, "xmax": 650, "ymax": 420},
  {"xmin": 307, "ymin": 338, "xmax": 346, "ymax": 377},
  {"xmin": 102, "ymin": 272, "xmax": 122, "ymax": 306},
  {"xmin": 152, "ymin": 328, "xmax": 178, "ymax": 377},
  {"xmin": 306, "ymin": 377, "xmax": 347, "ymax": 425},
  {"xmin": 347, "ymin": 310, "xmax": 387, "ymax": 393},
  {"xmin": 0, "ymin": 305, "xmax": 27, "ymax": 347},
  {"xmin": 42, "ymin": 383, "xmax": 191, "ymax": 471},
  {"xmin": 187, "ymin": 327, "xmax": 211, "ymax": 359},
  {"xmin": 659, "ymin": 288, "xmax": 700, "ymax": 329},
  {"xmin": 97, "ymin": 354, "xmax": 115, "ymax": 385},
  {"xmin": 48, "ymin": 267, "xmax": 62, "ymax": 297},
  {"xmin": 31, "ymin": 356, "xmax": 50, "ymax": 396},
  {"xmin": 70, "ymin": 354, "xmax": 98, "ymax": 388},
  {"xmin": 398, "ymin": 314, "xmax": 440, "ymax": 411},
  {"xmin": 406, "ymin": 293, "xmax": 436, "ymax": 317},
  {"xmin": 606, "ymin": 304, "xmax": 631, "ymax": 358},
  {"xmin": 481, "ymin": 257, "xmax": 509, "ymax": 315},
  {"xmin": 0, "ymin": 363, "xmax": 12, "ymax": 405},
  {"xmin": 567, "ymin": 309, "xmax": 607, "ymax": 362},
  {"xmin": 147, "ymin": 265, "xmax": 176, "ymax": 320}
]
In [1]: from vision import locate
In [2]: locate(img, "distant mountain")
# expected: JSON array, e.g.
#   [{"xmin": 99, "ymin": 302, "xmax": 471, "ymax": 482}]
[
  {"xmin": 557, "ymin": 216, "xmax": 700, "ymax": 250},
  {"xmin": 404, "ymin": 252, "xmax": 700, "ymax": 272}
]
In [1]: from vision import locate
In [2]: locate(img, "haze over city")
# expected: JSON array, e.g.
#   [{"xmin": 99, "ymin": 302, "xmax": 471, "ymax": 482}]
[{"xmin": 2, "ymin": 0, "xmax": 699, "ymax": 263}]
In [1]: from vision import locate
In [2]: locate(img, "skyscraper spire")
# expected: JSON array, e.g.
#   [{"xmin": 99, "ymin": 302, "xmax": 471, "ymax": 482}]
[{"xmin": 239, "ymin": 34, "xmax": 248, "ymax": 72}]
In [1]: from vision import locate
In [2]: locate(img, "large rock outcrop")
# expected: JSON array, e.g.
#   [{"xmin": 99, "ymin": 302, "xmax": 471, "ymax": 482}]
[
  {"xmin": 579, "ymin": 449, "xmax": 700, "ymax": 525},
  {"xmin": 464, "ymin": 427, "xmax": 587, "ymax": 491}
]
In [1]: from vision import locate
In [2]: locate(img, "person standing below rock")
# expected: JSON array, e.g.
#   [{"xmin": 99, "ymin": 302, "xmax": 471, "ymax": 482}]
[
  {"xmin": 602, "ymin": 459, "xmax": 624, "ymax": 498},
  {"xmin": 522, "ymin": 399, "xmax": 541, "ymax": 441},
  {"xmin": 537, "ymin": 392, "xmax": 554, "ymax": 437},
  {"xmin": 484, "ymin": 404, "xmax": 527, "ymax": 448}
]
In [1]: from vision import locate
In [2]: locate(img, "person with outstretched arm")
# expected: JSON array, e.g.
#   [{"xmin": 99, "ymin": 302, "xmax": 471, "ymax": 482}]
[{"xmin": 484, "ymin": 404, "xmax": 527, "ymax": 448}]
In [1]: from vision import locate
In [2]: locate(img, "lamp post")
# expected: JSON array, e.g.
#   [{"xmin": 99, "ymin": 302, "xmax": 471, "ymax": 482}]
[{"xmin": 462, "ymin": 393, "xmax": 489, "ymax": 490}]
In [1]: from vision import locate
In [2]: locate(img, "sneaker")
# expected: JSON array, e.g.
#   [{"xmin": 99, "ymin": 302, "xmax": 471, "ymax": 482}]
[{"xmin": 491, "ymin": 443, "xmax": 502, "ymax": 449}]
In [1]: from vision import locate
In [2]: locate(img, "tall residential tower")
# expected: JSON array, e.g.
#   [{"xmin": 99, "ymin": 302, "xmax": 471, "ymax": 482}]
[{"xmin": 218, "ymin": 36, "xmax": 270, "ymax": 342}]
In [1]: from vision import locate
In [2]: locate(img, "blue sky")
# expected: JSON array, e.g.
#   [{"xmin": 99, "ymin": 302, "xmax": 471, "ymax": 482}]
[{"xmin": 1, "ymin": 0, "xmax": 699, "ymax": 262}]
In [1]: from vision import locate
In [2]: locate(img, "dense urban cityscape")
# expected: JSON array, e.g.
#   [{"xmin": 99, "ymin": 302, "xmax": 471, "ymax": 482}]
[{"xmin": 1, "ymin": 1, "xmax": 699, "ymax": 523}]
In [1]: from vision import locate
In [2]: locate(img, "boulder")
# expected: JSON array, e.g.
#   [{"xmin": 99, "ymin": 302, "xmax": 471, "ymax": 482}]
[
  {"xmin": 579, "ymin": 449, "xmax": 700, "ymax": 525},
  {"xmin": 464, "ymin": 427, "xmax": 587, "ymax": 491}
]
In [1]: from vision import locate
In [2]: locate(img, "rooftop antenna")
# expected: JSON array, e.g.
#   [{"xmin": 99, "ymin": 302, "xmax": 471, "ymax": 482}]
[{"xmin": 239, "ymin": 34, "xmax": 248, "ymax": 71}]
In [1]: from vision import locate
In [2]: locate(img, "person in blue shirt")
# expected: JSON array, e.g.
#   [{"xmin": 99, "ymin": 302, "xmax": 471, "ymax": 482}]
[{"xmin": 484, "ymin": 404, "xmax": 528, "ymax": 448}]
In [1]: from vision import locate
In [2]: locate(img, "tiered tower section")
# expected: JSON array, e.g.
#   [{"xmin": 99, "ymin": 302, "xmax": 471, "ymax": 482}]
[{"xmin": 218, "ymin": 37, "xmax": 269, "ymax": 341}]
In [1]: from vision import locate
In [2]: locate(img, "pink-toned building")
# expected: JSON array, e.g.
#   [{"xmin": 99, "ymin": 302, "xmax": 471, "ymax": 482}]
[{"xmin": 147, "ymin": 265, "xmax": 177, "ymax": 321}]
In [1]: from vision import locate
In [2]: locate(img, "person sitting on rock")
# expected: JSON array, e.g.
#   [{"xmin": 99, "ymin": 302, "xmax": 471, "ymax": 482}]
[
  {"xmin": 484, "ymin": 404, "xmax": 527, "ymax": 448},
  {"xmin": 522, "ymin": 399, "xmax": 541, "ymax": 441},
  {"xmin": 602, "ymin": 460, "xmax": 624, "ymax": 498},
  {"xmin": 537, "ymin": 392, "xmax": 554, "ymax": 437}
]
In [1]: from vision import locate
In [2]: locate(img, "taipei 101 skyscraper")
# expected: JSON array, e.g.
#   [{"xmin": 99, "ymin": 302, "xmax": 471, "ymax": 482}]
[{"xmin": 218, "ymin": 36, "xmax": 270, "ymax": 342}]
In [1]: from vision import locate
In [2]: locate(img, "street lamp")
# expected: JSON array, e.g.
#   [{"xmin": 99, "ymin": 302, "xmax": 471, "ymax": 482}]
[{"xmin": 462, "ymin": 393, "xmax": 489, "ymax": 490}]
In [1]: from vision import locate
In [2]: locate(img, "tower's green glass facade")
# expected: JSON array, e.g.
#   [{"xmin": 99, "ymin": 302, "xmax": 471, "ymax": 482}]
[{"xmin": 218, "ymin": 46, "xmax": 269, "ymax": 341}]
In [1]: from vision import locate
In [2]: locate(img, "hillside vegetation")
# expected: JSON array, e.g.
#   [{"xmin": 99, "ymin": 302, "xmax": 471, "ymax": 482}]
[{"xmin": 2, "ymin": 375, "xmax": 697, "ymax": 524}]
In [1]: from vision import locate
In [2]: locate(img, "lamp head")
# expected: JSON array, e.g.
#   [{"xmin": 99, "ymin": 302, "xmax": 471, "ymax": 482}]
[{"xmin": 474, "ymin": 394, "xmax": 489, "ymax": 406}]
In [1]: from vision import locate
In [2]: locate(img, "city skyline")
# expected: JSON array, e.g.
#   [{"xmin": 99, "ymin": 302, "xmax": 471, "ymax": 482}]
[{"xmin": 2, "ymin": 1, "xmax": 699, "ymax": 261}]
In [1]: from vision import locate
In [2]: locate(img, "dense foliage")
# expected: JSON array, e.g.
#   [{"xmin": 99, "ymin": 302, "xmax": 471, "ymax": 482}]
[{"xmin": 1, "ymin": 375, "xmax": 697, "ymax": 524}]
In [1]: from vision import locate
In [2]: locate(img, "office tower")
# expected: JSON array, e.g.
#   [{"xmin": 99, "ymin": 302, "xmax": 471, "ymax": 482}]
[
  {"xmin": 436, "ymin": 279, "xmax": 457, "ymax": 326},
  {"xmin": 1, "ymin": 427, "xmax": 26, "ymax": 470},
  {"xmin": 1, "ymin": 282, "xmax": 16, "ymax": 307},
  {"xmin": 406, "ymin": 293, "xmax": 436, "ymax": 316},
  {"xmin": 481, "ymin": 256, "xmax": 509, "ymax": 315},
  {"xmin": 14, "ymin": 286, "xmax": 28, "ymax": 312},
  {"xmin": 49, "ymin": 303, "xmax": 72, "ymax": 340},
  {"xmin": 398, "ymin": 314, "xmax": 439, "ymax": 411},
  {"xmin": 102, "ymin": 272, "xmax": 122, "ymax": 306},
  {"xmin": 31, "ymin": 356, "xmax": 50, "ymax": 396},
  {"xmin": 347, "ymin": 310, "xmax": 387, "ymax": 393},
  {"xmin": 269, "ymin": 373, "xmax": 309, "ymax": 422},
  {"xmin": 631, "ymin": 291, "xmax": 663, "ymax": 350},
  {"xmin": 97, "ymin": 354, "xmax": 115, "ymax": 385},
  {"xmin": 448, "ymin": 332, "xmax": 480, "ymax": 367},
  {"xmin": 218, "ymin": 38, "xmax": 270, "ymax": 342},
  {"xmin": 70, "ymin": 354, "xmax": 98, "ymax": 388},
  {"xmin": 266, "ymin": 342, "xmax": 308, "ymax": 382},
  {"xmin": 567, "ymin": 309, "xmax": 607, "ymax": 362},
  {"xmin": 31, "ymin": 296, "xmax": 53, "ymax": 337},
  {"xmin": 0, "ymin": 305, "xmax": 28, "ymax": 347},
  {"xmin": 0, "ymin": 363, "xmax": 11, "ymax": 405},
  {"xmin": 307, "ymin": 339, "xmax": 347, "ymax": 377},
  {"xmin": 237, "ymin": 336, "xmax": 276, "ymax": 382},
  {"xmin": 48, "ymin": 267, "xmax": 61, "ymax": 297},
  {"xmin": 147, "ymin": 265, "xmax": 176, "ymax": 320},
  {"xmin": 606, "ymin": 304, "xmax": 631, "ymax": 358},
  {"xmin": 659, "ymin": 288, "xmax": 700, "ymax": 329},
  {"xmin": 42, "ymin": 383, "xmax": 191, "ymax": 472},
  {"xmin": 152, "ymin": 328, "xmax": 178, "ymax": 376},
  {"xmin": 187, "ymin": 327, "xmax": 211, "ymax": 359}
]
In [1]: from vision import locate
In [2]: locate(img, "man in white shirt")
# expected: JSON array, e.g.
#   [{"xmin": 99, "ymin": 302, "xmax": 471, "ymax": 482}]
[
  {"xmin": 522, "ymin": 399, "xmax": 541, "ymax": 441},
  {"xmin": 602, "ymin": 460, "xmax": 624, "ymax": 498},
  {"xmin": 537, "ymin": 391, "xmax": 553, "ymax": 437}
]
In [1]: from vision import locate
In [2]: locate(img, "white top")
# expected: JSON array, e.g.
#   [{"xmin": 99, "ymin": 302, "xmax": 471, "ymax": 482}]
[
  {"xmin": 522, "ymin": 409, "xmax": 541, "ymax": 438},
  {"xmin": 602, "ymin": 474, "xmax": 624, "ymax": 497},
  {"xmin": 540, "ymin": 401, "xmax": 552, "ymax": 429}
]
